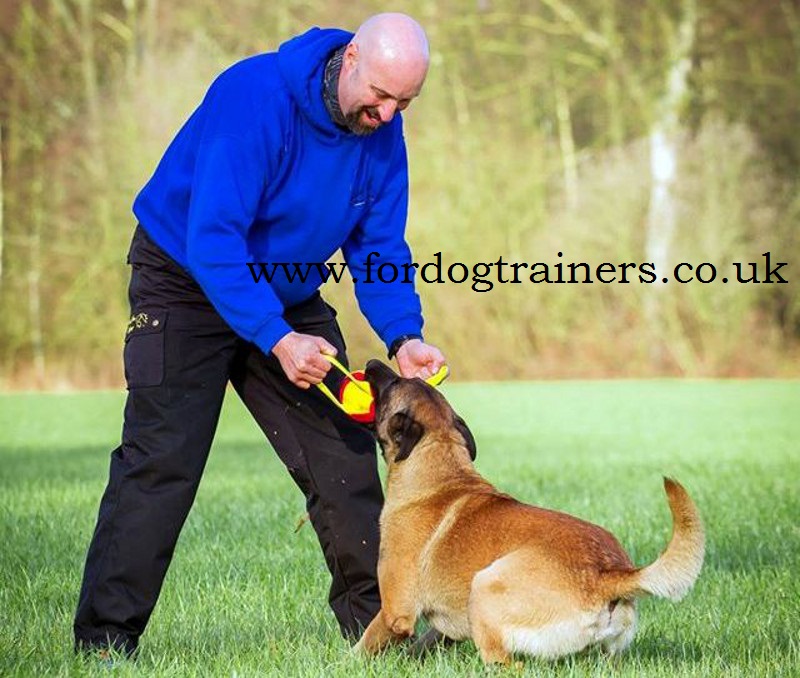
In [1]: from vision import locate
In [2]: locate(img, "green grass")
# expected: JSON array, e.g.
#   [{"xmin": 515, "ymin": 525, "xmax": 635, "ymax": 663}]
[{"xmin": 1, "ymin": 381, "xmax": 798, "ymax": 676}]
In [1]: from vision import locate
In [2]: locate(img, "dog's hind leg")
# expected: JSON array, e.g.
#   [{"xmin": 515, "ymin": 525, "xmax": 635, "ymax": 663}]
[
  {"xmin": 470, "ymin": 613, "xmax": 511, "ymax": 664},
  {"xmin": 600, "ymin": 599, "xmax": 637, "ymax": 655},
  {"xmin": 468, "ymin": 551, "xmax": 594, "ymax": 664},
  {"xmin": 467, "ymin": 558, "xmax": 517, "ymax": 664}
]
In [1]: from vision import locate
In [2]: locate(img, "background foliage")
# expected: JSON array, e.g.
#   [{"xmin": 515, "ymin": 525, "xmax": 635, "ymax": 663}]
[{"xmin": 1, "ymin": 0, "xmax": 799, "ymax": 387}]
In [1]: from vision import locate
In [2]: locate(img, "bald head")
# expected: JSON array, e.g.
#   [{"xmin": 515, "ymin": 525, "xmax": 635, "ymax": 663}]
[
  {"xmin": 337, "ymin": 13, "xmax": 430, "ymax": 135},
  {"xmin": 353, "ymin": 13, "xmax": 429, "ymax": 73}
]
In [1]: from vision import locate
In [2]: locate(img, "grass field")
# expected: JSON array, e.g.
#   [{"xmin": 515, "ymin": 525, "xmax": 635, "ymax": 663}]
[{"xmin": 1, "ymin": 380, "xmax": 798, "ymax": 676}]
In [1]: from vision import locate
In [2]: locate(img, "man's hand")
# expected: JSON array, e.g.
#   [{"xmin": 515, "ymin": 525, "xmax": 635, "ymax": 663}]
[
  {"xmin": 273, "ymin": 332, "xmax": 337, "ymax": 388},
  {"xmin": 395, "ymin": 339, "xmax": 446, "ymax": 380}
]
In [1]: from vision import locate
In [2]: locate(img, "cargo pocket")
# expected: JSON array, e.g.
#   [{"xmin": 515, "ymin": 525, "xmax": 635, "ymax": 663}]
[{"xmin": 123, "ymin": 309, "xmax": 167, "ymax": 388}]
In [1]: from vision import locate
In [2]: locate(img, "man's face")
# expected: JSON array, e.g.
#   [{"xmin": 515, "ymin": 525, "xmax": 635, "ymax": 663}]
[{"xmin": 338, "ymin": 44, "xmax": 427, "ymax": 136}]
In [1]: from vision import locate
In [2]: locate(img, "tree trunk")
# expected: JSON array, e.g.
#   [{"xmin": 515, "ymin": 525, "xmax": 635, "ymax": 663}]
[
  {"xmin": 644, "ymin": 0, "xmax": 697, "ymax": 371},
  {"xmin": 28, "ymin": 157, "xmax": 46, "ymax": 384},
  {"xmin": 601, "ymin": 0, "xmax": 625, "ymax": 149},
  {"xmin": 0, "ymin": 124, "xmax": 4, "ymax": 290},
  {"xmin": 138, "ymin": 0, "xmax": 158, "ymax": 76},
  {"xmin": 554, "ymin": 63, "xmax": 578, "ymax": 209}
]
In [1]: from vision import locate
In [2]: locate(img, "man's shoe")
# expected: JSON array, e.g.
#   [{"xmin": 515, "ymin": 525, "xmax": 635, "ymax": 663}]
[
  {"xmin": 94, "ymin": 649, "xmax": 116, "ymax": 669},
  {"xmin": 76, "ymin": 638, "xmax": 136, "ymax": 668},
  {"xmin": 78, "ymin": 647, "xmax": 131, "ymax": 670}
]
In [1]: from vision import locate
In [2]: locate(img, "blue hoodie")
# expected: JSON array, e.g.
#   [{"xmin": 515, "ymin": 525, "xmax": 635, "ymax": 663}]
[{"xmin": 132, "ymin": 28, "xmax": 423, "ymax": 354}]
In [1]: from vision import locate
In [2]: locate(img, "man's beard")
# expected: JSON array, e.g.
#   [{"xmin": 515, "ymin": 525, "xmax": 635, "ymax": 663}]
[{"xmin": 344, "ymin": 106, "xmax": 382, "ymax": 136}]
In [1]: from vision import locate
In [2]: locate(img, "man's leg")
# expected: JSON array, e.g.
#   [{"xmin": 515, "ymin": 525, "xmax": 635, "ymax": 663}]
[
  {"xmin": 74, "ymin": 228, "xmax": 238, "ymax": 654},
  {"xmin": 230, "ymin": 295, "xmax": 382, "ymax": 638}
]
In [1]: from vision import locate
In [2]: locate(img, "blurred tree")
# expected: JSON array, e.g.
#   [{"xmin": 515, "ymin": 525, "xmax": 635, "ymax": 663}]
[
  {"xmin": 0, "ymin": 0, "xmax": 797, "ymax": 385},
  {"xmin": 645, "ymin": 0, "xmax": 697, "ymax": 370},
  {"xmin": 0, "ymin": 124, "xmax": 4, "ymax": 289}
]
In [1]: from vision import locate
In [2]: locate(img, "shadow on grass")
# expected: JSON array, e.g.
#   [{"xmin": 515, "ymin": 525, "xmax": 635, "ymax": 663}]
[
  {"xmin": 0, "ymin": 444, "xmax": 114, "ymax": 484},
  {"xmin": 624, "ymin": 636, "xmax": 705, "ymax": 664},
  {"xmin": 391, "ymin": 632, "xmax": 706, "ymax": 671},
  {"xmin": 0, "ymin": 441, "xmax": 279, "ymax": 484}
]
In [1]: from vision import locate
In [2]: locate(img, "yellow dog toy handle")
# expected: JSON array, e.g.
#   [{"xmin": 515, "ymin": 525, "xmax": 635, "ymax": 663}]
[
  {"xmin": 316, "ymin": 354, "xmax": 371, "ymax": 414},
  {"xmin": 316, "ymin": 354, "xmax": 449, "ymax": 416},
  {"xmin": 424, "ymin": 363, "xmax": 450, "ymax": 387}
]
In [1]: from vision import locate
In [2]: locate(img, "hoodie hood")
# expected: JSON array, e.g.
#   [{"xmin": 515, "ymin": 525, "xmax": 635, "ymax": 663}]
[{"xmin": 278, "ymin": 27, "xmax": 353, "ymax": 138}]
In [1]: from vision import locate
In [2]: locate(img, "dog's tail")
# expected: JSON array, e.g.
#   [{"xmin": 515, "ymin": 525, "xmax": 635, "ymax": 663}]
[{"xmin": 601, "ymin": 478, "xmax": 705, "ymax": 602}]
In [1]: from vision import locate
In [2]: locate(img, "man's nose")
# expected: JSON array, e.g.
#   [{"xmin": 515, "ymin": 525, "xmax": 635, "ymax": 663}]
[{"xmin": 378, "ymin": 100, "xmax": 398, "ymax": 123}]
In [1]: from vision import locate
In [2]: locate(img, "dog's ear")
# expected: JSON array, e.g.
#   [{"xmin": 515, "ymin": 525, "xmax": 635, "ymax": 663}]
[
  {"xmin": 455, "ymin": 415, "xmax": 477, "ymax": 460},
  {"xmin": 388, "ymin": 411, "xmax": 424, "ymax": 462}
]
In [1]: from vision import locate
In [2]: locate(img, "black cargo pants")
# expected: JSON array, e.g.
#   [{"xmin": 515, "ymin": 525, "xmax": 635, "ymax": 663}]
[{"xmin": 74, "ymin": 226, "xmax": 382, "ymax": 654}]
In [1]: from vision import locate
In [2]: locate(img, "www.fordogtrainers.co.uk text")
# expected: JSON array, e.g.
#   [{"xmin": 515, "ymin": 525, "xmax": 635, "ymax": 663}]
[{"xmin": 246, "ymin": 251, "xmax": 789, "ymax": 292}]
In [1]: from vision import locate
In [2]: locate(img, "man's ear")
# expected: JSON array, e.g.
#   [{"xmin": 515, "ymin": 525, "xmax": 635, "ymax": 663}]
[
  {"xmin": 455, "ymin": 415, "xmax": 477, "ymax": 461},
  {"xmin": 388, "ymin": 411, "xmax": 424, "ymax": 462},
  {"xmin": 344, "ymin": 42, "xmax": 359, "ymax": 70}
]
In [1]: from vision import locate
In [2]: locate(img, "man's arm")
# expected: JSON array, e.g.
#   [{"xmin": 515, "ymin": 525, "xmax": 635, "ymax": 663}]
[
  {"xmin": 341, "ymin": 125, "xmax": 445, "ymax": 378},
  {"xmin": 183, "ymin": 75, "xmax": 333, "ymax": 386}
]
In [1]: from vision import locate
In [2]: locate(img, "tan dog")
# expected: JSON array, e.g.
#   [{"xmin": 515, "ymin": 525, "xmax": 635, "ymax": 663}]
[{"xmin": 354, "ymin": 360, "xmax": 705, "ymax": 664}]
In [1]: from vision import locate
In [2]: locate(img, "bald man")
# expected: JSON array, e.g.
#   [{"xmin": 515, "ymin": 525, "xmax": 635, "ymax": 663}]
[{"xmin": 74, "ymin": 13, "xmax": 445, "ymax": 657}]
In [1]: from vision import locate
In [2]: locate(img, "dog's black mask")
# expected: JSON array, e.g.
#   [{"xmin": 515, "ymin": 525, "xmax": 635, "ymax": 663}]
[{"xmin": 365, "ymin": 359, "xmax": 477, "ymax": 462}]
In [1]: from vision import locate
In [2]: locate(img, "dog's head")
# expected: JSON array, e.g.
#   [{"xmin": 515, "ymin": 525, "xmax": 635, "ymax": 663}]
[{"xmin": 364, "ymin": 359, "xmax": 476, "ymax": 466}]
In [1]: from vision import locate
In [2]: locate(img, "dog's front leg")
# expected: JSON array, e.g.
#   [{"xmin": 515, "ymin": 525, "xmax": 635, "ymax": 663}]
[
  {"xmin": 378, "ymin": 553, "xmax": 420, "ymax": 638},
  {"xmin": 353, "ymin": 607, "xmax": 403, "ymax": 655},
  {"xmin": 354, "ymin": 558, "xmax": 419, "ymax": 655},
  {"xmin": 354, "ymin": 605, "xmax": 418, "ymax": 655}
]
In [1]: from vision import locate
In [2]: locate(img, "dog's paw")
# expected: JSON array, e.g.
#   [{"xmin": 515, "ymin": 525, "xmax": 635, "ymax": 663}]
[{"xmin": 351, "ymin": 637, "xmax": 370, "ymax": 657}]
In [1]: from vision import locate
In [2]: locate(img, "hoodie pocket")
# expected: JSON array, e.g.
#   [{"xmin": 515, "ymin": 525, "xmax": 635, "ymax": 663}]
[
  {"xmin": 350, "ymin": 145, "xmax": 375, "ymax": 209},
  {"xmin": 350, "ymin": 190, "xmax": 374, "ymax": 209}
]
